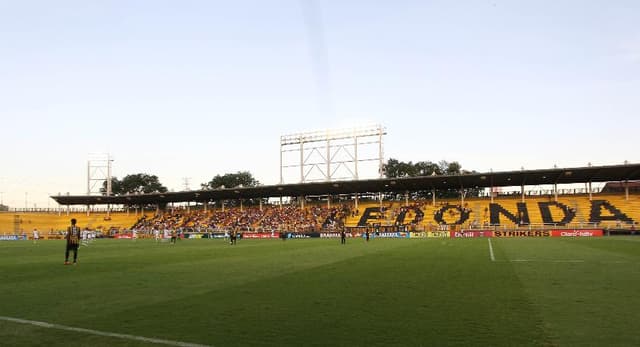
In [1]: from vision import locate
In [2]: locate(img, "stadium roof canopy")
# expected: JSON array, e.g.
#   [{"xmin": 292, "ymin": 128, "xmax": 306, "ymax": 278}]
[{"xmin": 51, "ymin": 163, "xmax": 640, "ymax": 206}]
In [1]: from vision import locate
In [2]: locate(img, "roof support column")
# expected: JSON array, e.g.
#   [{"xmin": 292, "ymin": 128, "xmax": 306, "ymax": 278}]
[
  {"xmin": 300, "ymin": 140, "xmax": 304, "ymax": 183},
  {"xmin": 625, "ymin": 181, "xmax": 629, "ymax": 201},
  {"xmin": 589, "ymin": 181, "xmax": 592, "ymax": 201},
  {"xmin": 432, "ymin": 188, "xmax": 436, "ymax": 206},
  {"xmin": 259, "ymin": 199, "xmax": 263, "ymax": 212},
  {"xmin": 521, "ymin": 185, "xmax": 525, "ymax": 203},
  {"xmin": 354, "ymin": 194, "xmax": 359, "ymax": 211},
  {"xmin": 222, "ymin": 200, "xmax": 226, "ymax": 212},
  {"xmin": 107, "ymin": 204, "xmax": 111, "ymax": 218},
  {"xmin": 554, "ymin": 184, "xmax": 558, "ymax": 202},
  {"xmin": 405, "ymin": 191, "xmax": 409, "ymax": 207},
  {"xmin": 240, "ymin": 199, "xmax": 243, "ymax": 212},
  {"xmin": 327, "ymin": 195, "xmax": 331, "ymax": 209},
  {"xmin": 66, "ymin": 205, "xmax": 70, "ymax": 216},
  {"xmin": 204, "ymin": 201, "xmax": 208, "ymax": 212},
  {"xmin": 156, "ymin": 204, "xmax": 160, "ymax": 215},
  {"xmin": 300, "ymin": 195, "xmax": 305, "ymax": 209},
  {"xmin": 87, "ymin": 205, "xmax": 90, "ymax": 217}
]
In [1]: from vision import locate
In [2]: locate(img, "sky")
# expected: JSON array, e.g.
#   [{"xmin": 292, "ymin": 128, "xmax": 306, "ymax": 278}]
[{"xmin": 1, "ymin": 0, "xmax": 639, "ymax": 208}]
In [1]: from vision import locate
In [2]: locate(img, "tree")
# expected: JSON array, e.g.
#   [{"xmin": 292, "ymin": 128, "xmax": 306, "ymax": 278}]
[
  {"xmin": 383, "ymin": 158, "xmax": 464, "ymax": 178},
  {"xmin": 381, "ymin": 158, "xmax": 479, "ymax": 199},
  {"xmin": 440, "ymin": 160, "xmax": 462, "ymax": 175},
  {"xmin": 201, "ymin": 171, "xmax": 260, "ymax": 190},
  {"xmin": 382, "ymin": 158, "xmax": 417, "ymax": 178},
  {"xmin": 414, "ymin": 161, "xmax": 442, "ymax": 176},
  {"xmin": 101, "ymin": 174, "xmax": 168, "ymax": 195}
]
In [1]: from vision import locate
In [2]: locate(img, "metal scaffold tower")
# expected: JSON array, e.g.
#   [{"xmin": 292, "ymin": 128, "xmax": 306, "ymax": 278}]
[
  {"xmin": 87, "ymin": 153, "xmax": 113, "ymax": 196},
  {"xmin": 280, "ymin": 124, "xmax": 387, "ymax": 184}
]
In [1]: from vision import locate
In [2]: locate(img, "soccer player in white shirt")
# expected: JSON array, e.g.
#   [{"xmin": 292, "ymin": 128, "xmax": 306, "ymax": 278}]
[
  {"xmin": 163, "ymin": 228, "xmax": 170, "ymax": 242},
  {"xmin": 32, "ymin": 228, "xmax": 39, "ymax": 244},
  {"xmin": 81, "ymin": 228, "xmax": 90, "ymax": 246}
]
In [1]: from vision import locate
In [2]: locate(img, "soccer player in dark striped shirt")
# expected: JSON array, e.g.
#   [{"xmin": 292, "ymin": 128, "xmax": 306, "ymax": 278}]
[{"xmin": 64, "ymin": 219, "xmax": 81, "ymax": 265}]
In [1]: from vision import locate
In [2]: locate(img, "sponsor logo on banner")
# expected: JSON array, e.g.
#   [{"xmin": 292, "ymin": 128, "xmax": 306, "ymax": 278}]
[
  {"xmin": 242, "ymin": 233, "xmax": 280, "ymax": 239},
  {"xmin": 410, "ymin": 232, "xmax": 426, "ymax": 238},
  {"xmin": 0, "ymin": 235, "xmax": 22, "ymax": 241},
  {"xmin": 187, "ymin": 234, "xmax": 202, "ymax": 239},
  {"xmin": 287, "ymin": 233, "xmax": 310, "ymax": 239},
  {"xmin": 374, "ymin": 232, "xmax": 410, "ymax": 238},
  {"xmin": 550, "ymin": 229, "xmax": 603, "ymax": 237},
  {"xmin": 321, "ymin": 232, "xmax": 359, "ymax": 238},
  {"xmin": 451, "ymin": 231, "xmax": 494, "ymax": 238},
  {"xmin": 426, "ymin": 231, "xmax": 450, "ymax": 238},
  {"xmin": 115, "ymin": 234, "xmax": 132, "ymax": 239},
  {"xmin": 493, "ymin": 230, "xmax": 550, "ymax": 238},
  {"xmin": 321, "ymin": 232, "xmax": 340, "ymax": 238}
]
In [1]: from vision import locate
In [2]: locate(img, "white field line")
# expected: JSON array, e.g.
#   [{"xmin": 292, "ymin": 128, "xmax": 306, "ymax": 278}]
[
  {"xmin": 488, "ymin": 238, "xmax": 495, "ymax": 262},
  {"xmin": 510, "ymin": 259, "xmax": 585, "ymax": 263},
  {"xmin": 507, "ymin": 259, "xmax": 631, "ymax": 264},
  {"xmin": 0, "ymin": 316, "xmax": 211, "ymax": 347}
]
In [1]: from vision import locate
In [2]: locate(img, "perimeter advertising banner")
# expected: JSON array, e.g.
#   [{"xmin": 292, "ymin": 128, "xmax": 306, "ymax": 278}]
[
  {"xmin": 242, "ymin": 232, "xmax": 280, "ymax": 239},
  {"xmin": 285, "ymin": 232, "xmax": 321, "ymax": 238},
  {"xmin": 550, "ymin": 229, "xmax": 603, "ymax": 237},
  {"xmin": 373, "ymin": 232, "xmax": 410, "ymax": 238},
  {"xmin": 320, "ymin": 232, "xmax": 360, "ymax": 238},
  {"xmin": 451, "ymin": 231, "xmax": 494, "ymax": 238},
  {"xmin": 410, "ymin": 231, "xmax": 450, "ymax": 238},
  {"xmin": 0, "ymin": 235, "xmax": 27, "ymax": 241},
  {"xmin": 493, "ymin": 230, "xmax": 550, "ymax": 238},
  {"xmin": 427, "ymin": 231, "xmax": 450, "ymax": 238}
]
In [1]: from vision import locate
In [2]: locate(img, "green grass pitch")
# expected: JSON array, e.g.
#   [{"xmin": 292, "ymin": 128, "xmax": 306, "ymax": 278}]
[{"xmin": 1, "ymin": 237, "xmax": 639, "ymax": 346}]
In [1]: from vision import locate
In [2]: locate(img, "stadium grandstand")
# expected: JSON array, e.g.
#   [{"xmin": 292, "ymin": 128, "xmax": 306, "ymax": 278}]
[{"xmin": 1, "ymin": 163, "xmax": 638, "ymax": 238}]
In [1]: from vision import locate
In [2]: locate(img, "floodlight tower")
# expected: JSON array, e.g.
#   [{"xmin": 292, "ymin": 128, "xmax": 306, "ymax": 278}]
[
  {"xmin": 280, "ymin": 124, "xmax": 386, "ymax": 183},
  {"xmin": 87, "ymin": 153, "xmax": 113, "ymax": 196}
]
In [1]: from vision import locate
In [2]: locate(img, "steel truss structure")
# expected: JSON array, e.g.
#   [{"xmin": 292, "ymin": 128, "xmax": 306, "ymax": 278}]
[
  {"xmin": 280, "ymin": 125, "xmax": 387, "ymax": 184},
  {"xmin": 87, "ymin": 153, "xmax": 113, "ymax": 196}
]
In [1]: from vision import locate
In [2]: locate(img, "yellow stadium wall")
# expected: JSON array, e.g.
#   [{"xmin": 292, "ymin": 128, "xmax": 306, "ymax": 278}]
[
  {"xmin": 0, "ymin": 212, "xmax": 143, "ymax": 237},
  {"xmin": 348, "ymin": 193, "xmax": 640, "ymax": 228}
]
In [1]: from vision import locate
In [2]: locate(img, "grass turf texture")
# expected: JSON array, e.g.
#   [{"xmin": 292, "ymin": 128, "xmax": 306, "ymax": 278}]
[{"xmin": 1, "ymin": 237, "xmax": 639, "ymax": 346}]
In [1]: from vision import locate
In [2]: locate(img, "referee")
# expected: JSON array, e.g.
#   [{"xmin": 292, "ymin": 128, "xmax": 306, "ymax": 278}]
[{"xmin": 64, "ymin": 218, "xmax": 81, "ymax": 265}]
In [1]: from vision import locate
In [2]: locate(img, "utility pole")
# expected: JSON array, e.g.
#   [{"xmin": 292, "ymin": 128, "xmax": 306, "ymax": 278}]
[{"xmin": 183, "ymin": 177, "xmax": 192, "ymax": 191}]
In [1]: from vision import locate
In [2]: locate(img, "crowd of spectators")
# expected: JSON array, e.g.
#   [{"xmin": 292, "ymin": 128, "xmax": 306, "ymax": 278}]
[{"xmin": 131, "ymin": 204, "xmax": 352, "ymax": 233}]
